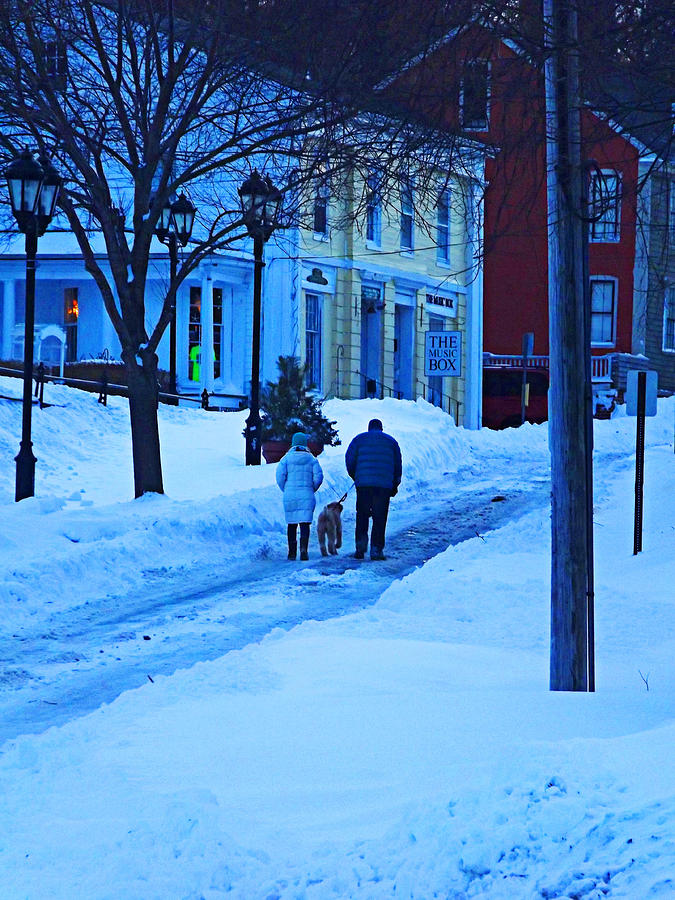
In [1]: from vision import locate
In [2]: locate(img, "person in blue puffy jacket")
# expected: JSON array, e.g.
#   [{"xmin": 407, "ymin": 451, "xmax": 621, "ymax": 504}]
[
  {"xmin": 276, "ymin": 432, "xmax": 324, "ymax": 560},
  {"xmin": 345, "ymin": 418, "xmax": 402, "ymax": 560}
]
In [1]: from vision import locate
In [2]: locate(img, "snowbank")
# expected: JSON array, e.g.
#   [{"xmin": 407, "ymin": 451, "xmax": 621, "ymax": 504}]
[{"xmin": 1, "ymin": 378, "xmax": 674, "ymax": 898}]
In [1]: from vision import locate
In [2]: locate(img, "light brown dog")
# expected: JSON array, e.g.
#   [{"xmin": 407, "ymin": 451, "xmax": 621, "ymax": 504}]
[{"xmin": 317, "ymin": 501, "xmax": 343, "ymax": 556}]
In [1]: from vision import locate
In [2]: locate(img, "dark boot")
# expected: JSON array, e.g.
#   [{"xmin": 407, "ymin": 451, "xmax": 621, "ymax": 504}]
[
  {"xmin": 287, "ymin": 524, "xmax": 298, "ymax": 560},
  {"xmin": 299, "ymin": 523, "xmax": 310, "ymax": 561}
]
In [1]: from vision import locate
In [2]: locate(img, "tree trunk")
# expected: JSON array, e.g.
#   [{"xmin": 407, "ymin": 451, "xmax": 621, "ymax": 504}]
[{"xmin": 125, "ymin": 352, "xmax": 164, "ymax": 498}]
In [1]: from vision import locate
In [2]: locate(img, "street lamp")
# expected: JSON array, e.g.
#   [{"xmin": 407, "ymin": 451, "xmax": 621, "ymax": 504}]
[
  {"xmin": 238, "ymin": 170, "xmax": 282, "ymax": 465},
  {"xmin": 4, "ymin": 149, "xmax": 61, "ymax": 501},
  {"xmin": 153, "ymin": 192, "xmax": 196, "ymax": 398}
]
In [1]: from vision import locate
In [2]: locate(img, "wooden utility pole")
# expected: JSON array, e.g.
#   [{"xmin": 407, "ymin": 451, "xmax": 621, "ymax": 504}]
[{"xmin": 544, "ymin": 0, "xmax": 592, "ymax": 691}]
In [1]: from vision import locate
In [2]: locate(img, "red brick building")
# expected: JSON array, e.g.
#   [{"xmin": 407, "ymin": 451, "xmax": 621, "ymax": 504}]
[{"xmin": 386, "ymin": 22, "xmax": 644, "ymax": 422}]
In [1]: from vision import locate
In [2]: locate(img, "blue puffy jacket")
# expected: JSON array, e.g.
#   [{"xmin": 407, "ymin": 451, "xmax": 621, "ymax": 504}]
[
  {"xmin": 276, "ymin": 446, "xmax": 324, "ymax": 523},
  {"xmin": 345, "ymin": 430, "xmax": 402, "ymax": 490}
]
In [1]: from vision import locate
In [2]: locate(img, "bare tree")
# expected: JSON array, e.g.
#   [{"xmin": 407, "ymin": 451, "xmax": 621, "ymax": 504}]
[{"xmin": 0, "ymin": 0, "xmax": 471, "ymax": 497}]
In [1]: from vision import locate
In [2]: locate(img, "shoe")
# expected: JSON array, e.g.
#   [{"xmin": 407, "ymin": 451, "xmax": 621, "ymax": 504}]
[
  {"xmin": 353, "ymin": 550, "xmax": 365, "ymax": 559},
  {"xmin": 370, "ymin": 549, "xmax": 386, "ymax": 560},
  {"xmin": 300, "ymin": 550, "xmax": 309, "ymax": 561},
  {"xmin": 287, "ymin": 550, "xmax": 297, "ymax": 560}
]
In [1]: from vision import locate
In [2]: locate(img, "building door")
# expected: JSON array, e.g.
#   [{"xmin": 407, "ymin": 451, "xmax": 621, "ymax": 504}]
[
  {"xmin": 394, "ymin": 303, "xmax": 414, "ymax": 399},
  {"xmin": 427, "ymin": 314, "xmax": 444, "ymax": 407},
  {"xmin": 360, "ymin": 286, "xmax": 382, "ymax": 397},
  {"xmin": 305, "ymin": 292, "xmax": 322, "ymax": 391},
  {"xmin": 63, "ymin": 288, "xmax": 78, "ymax": 362}
]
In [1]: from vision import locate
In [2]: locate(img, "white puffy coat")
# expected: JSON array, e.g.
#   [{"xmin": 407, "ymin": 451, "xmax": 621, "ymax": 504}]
[{"xmin": 276, "ymin": 446, "xmax": 324, "ymax": 524}]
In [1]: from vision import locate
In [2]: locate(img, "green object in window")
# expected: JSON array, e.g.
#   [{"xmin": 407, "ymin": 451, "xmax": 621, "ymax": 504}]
[{"xmin": 189, "ymin": 344, "xmax": 201, "ymax": 381}]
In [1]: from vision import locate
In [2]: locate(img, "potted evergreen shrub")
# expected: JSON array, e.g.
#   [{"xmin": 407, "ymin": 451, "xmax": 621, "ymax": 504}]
[{"xmin": 259, "ymin": 356, "xmax": 340, "ymax": 462}]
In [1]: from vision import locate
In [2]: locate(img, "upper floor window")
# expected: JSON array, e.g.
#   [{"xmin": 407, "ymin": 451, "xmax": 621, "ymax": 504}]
[
  {"xmin": 436, "ymin": 188, "xmax": 451, "ymax": 264},
  {"xmin": 44, "ymin": 37, "xmax": 68, "ymax": 92},
  {"xmin": 669, "ymin": 181, "xmax": 675, "ymax": 247},
  {"xmin": 460, "ymin": 60, "xmax": 490, "ymax": 130},
  {"xmin": 590, "ymin": 278, "xmax": 617, "ymax": 344},
  {"xmin": 589, "ymin": 170, "xmax": 620, "ymax": 242},
  {"xmin": 664, "ymin": 286, "xmax": 675, "ymax": 352},
  {"xmin": 366, "ymin": 170, "xmax": 381, "ymax": 246},
  {"xmin": 400, "ymin": 177, "xmax": 414, "ymax": 251},
  {"xmin": 313, "ymin": 180, "xmax": 329, "ymax": 237}
]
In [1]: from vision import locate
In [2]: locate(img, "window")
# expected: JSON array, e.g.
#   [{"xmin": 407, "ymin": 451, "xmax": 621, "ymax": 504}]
[
  {"xmin": 63, "ymin": 287, "xmax": 78, "ymax": 362},
  {"xmin": 188, "ymin": 286, "xmax": 222, "ymax": 381},
  {"xmin": 188, "ymin": 287, "xmax": 202, "ymax": 381},
  {"xmin": 589, "ymin": 170, "xmax": 621, "ymax": 242},
  {"xmin": 669, "ymin": 181, "xmax": 675, "ymax": 247},
  {"xmin": 664, "ymin": 286, "xmax": 675, "ymax": 352},
  {"xmin": 437, "ymin": 189, "xmax": 451, "ymax": 262},
  {"xmin": 213, "ymin": 288, "xmax": 222, "ymax": 379},
  {"xmin": 590, "ymin": 279, "xmax": 617, "ymax": 344},
  {"xmin": 400, "ymin": 177, "xmax": 414, "ymax": 251},
  {"xmin": 366, "ymin": 171, "xmax": 381, "ymax": 245},
  {"xmin": 305, "ymin": 293, "xmax": 322, "ymax": 389},
  {"xmin": 44, "ymin": 38, "xmax": 68, "ymax": 91},
  {"xmin": 313, "ymin": 181, "xmax": 328, "ymax": 237},
  {"xmin": 436, "ymin": 189, "xmax": 451, "ymax": 263},
  {"xmin": 460, "ymin": 60, "xmax": 489, "ymax": 130}
]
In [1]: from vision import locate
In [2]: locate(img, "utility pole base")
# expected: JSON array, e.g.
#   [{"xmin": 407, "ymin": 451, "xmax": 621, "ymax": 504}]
[{"xmin": 244, "ymin": 413, "xmax": 262, "ymax": 466}]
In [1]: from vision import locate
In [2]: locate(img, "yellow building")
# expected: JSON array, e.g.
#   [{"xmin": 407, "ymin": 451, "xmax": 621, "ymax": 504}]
[{"xmin": 287, "ymin": 161, "xmax": 485, "ymax": 428}]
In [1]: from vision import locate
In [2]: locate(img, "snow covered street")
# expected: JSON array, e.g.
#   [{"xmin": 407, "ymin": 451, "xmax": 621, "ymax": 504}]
[
  {"xmin": 0, "ymin": 477, "xmax": 548, "ymax": 743},
  {"xmin": 1, "ymin": 379, "xmax": 674, "ymax": 898}
]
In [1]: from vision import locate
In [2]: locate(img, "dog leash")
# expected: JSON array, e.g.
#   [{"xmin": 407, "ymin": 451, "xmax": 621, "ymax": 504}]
[{"xmin": 333, "ymin": 482, "xmax": 355, "ymax": 504}]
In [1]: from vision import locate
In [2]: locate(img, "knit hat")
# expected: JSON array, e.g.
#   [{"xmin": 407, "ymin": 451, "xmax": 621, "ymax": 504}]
[
  {"xmin": 291, "ymin": 431, "xmax": 309, "ymax": 447},
  {"xmin": 368, "ymin": 418, "xmax": 383, "ymax": 431}
]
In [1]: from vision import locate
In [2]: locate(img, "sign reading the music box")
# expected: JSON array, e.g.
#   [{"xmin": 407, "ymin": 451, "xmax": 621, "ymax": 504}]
[{"xmin": 424, "ymin": 331, "xmax": 462, "ymax": 377}]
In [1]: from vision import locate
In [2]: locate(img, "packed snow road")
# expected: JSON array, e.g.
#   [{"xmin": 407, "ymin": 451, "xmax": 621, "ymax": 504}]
[{"xmin": 0, "ymin": 471, "xmax": 549, "ymax": 744}]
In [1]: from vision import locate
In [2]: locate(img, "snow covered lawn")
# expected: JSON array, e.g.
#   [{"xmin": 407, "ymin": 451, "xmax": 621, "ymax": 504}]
[{"xmin": 0, "ymin": 378, "xmax": 673, "ymax": 898}]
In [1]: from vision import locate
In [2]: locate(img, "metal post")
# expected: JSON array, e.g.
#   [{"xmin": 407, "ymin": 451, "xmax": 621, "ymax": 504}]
[
  {"xmin": 15, "ymin": 227, "xmax": 38, "ymax": 501},
  {"xmin": 633, "ymin": 370, "xmax": 646, "ymax": 555},
  {"xmin": 36, "ymin": 361, "xmax": 45, "ymax": 409},
  {"xmin": 520, "ymin": 333, "xmax": 533, "ymax": 426},
  {"xmin": 168, "ymin": 233, "xmax": 178, "ymax": 404},
  {"xmin": 245, "ymin": 234, "xmax": 264, "ymax": 465}
]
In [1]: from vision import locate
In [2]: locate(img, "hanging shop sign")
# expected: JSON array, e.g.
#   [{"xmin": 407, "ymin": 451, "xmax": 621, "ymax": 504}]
[
  {"xmin": 425, "ymin": 292, "xmax": 455, "ymax": 311},
  {"xmin": 424, "ymin": 330, "xmax": 462, "ymax": 377}
]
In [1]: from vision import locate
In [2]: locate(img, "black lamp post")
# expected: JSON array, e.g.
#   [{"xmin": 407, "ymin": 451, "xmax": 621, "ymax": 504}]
[
  {"xmin": 238, "ymin": 170, "xmax": 282, "ymax": 465},
  {"xmin": 4, "ymin": 149, "xmax": 61, "ymax": 501},
  {"xmin": 154, "ymin": 192, "xmax": 196, "ymax": 398}
]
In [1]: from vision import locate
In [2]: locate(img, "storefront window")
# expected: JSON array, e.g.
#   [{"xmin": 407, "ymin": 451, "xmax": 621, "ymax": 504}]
[
  {"xmin": 63, "ymin": 287, "xmax": 78, "ymax": 362},
  {"xmin": 188, "ymin": 286, "xmax": 222, "ymax": 381}
]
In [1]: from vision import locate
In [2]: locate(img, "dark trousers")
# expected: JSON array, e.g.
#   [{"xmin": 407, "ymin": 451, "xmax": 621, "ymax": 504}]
[
  {"xmin": 287, "ymin": 523, "xmax": 310, "ymax": 553},
  {"xmin": 355, "ymin": 487, "xmax": 390, "ymax": 553}
]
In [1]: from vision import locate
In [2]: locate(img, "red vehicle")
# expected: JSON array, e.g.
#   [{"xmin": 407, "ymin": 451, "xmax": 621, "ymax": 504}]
[{"xmin": 482, "ymin": 366, "xmax": 549, "ymax": 429}]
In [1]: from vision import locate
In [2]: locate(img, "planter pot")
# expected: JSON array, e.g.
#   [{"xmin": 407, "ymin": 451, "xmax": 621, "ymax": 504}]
[{"xmin": 262, "ymin": 440, "xmax": 291, "ymax": 463}]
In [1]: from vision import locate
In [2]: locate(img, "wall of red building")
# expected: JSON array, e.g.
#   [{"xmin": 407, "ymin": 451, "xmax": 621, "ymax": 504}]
[
  {"xmin": 387, "ymin": 29, "xmax": 639, "ymax": 360},
  {"xmin": 481, "ymin": 46, "xmax": 639, "ymax": 358}
]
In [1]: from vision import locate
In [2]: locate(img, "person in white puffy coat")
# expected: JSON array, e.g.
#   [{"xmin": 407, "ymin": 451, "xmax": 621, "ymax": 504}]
[{"xmin": 276, "ymin": 432, "xmax": 324, "ymax": 560}]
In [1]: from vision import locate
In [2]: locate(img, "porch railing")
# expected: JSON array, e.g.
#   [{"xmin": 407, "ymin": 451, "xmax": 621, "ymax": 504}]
[
  {"xmin": 0, "ymin": 363, "xmax": 247, "ymax": 411},
  {"xmin": 354, "ymin": 368, "xmax": 461, "ymax": 422},
  {"xmin": 415, "ymin": 379, "xmax": 461, "ymax": 423},
  {"xmin": 482, "ymin": 352, "xmax": 614, "ymax": 383}
]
